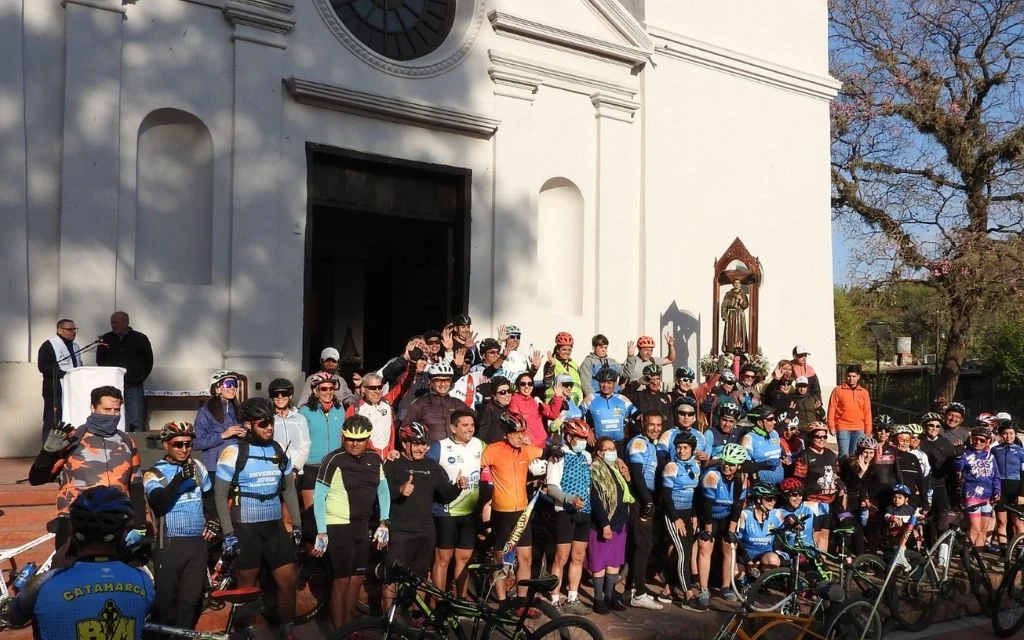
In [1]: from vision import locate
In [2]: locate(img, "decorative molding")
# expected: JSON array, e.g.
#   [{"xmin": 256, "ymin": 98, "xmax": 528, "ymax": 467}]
[
  {"xmin": 488, "ymin": 50, "xmax": 637, "ymax": 100},
  {"xmin": 590, "ymin": 91, "xmax": 639, "ymax": 123},
  {"xmin": 181, "ymin": 0, "xmax": 225, "ymax": 9},
  {"xmin": 488, "ymin": 10, "xmax": 649, "ymax": 68},
  {"xmin": 582, "ymin": 0, "xmax": 654, "ymax": 53},
  {"xmin": 223, "ymin": 0, "xmax": 295, "ymax": 38},
  {"xmin": 285, "ymin": 77, "xmax": 500, "ymax": 139},
  {"xmin": 648, "ymin": 26, "xmax": 842, "ymax": 101},
  {"xmin": 311, "ymin": 0, "xmax": 485, "ymax": 79},
  {"xmin": 61, "ymin": 0, "xmax": 126, "ymax": 14},
  {"xmin": 488, "ymin": 68, "xmax": 542, "ymax": 102}
]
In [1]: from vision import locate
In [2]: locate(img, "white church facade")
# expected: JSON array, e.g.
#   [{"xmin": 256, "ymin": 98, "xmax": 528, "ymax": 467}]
[{"xmin": 0, "ymin": 0, "xmax": 840, "ymax": 456}]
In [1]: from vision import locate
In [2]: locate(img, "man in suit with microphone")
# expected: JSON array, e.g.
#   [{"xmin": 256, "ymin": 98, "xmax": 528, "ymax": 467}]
[{"xmin": 37, "ymin": 319, "xmax": 82, "ymax": 442}]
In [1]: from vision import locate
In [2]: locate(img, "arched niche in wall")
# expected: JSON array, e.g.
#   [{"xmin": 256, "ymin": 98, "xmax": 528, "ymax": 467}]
[
  {"xmin": 135, "ymin": 108, "xmax": 214, "ymax": 285},
  {"xmin": 537, "ymin": 178, "xmax": 584, "ymax": 315}
]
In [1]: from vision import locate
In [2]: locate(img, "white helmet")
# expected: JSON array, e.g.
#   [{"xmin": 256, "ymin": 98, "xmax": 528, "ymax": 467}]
[
  {"xmin": 209, "ymin": 370, "xmax": 239, "ymax": 394},
  {"xmin": 427, "ymin": 362, "xmax": 454, "ymax": 378},
  {"xmin": 528, "ymin": 458, "xmax": 548, "ymax": 477}
]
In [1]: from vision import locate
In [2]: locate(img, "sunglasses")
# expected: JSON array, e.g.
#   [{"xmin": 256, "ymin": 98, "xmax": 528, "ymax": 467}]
[
  {"xmin": 495, "ymin": 389, "xmax": 512, "ymax": 396},
  {"xmin": 270, "ymin": 391, "xmax": 290, "ymax": 398},
  {"xmin": 484, "ymin": 349, "xmax": 500, "ymax": 355},
  {"xmin": 508, "ymin": 334, "xmax": 521, "ymax": 339},
  {"xmin": 168, "ymin": 440, "xmax": 193, "ymax": 449},
  {"xmin": 426, "ymin": 339, "xmax": 441, "ymax": 345},
  {"xmin": 518, "ymin": 381, "xmax": 533, "ymax": 387},
  {"xmin": 561, "ymin": 382, "xmax": 574, "ymax": 388},
  {"xmin": 317, "ymin": 386, "xmax": 335, "ymax": 392},
  {"xmin": 742, "ymin": 374, "xmax": 755, "ymax": 379},
  {"xmin": 363, "ymin": 385, "xmax": 383, "ymax": 391},
  {"xmin": 811, "ymin": 434, "xmax": 828, "ymax": 439},
  {"xmin": 678, "ymin": 378, "xmax": 694, "ymax": 383},
  {"xmin": 763, "ymin": 416, "xmax": 777, "ymax": 422},
  {"xmin": 785, "ymin": 491, "xmax": 802, "ymax": 497},
  {"xmin": 784, "ymin": 425, "xmax": 800, "ymax": 431},
  {"xmin": 255, "ymin": 418, "xmax": 274, "ymax": 428},
  {"xmin": 345, "ymin": 437, "xmax": 370, "ymax": 443},
  {"xmin": 761, "ymin": 496, "xmax": 778, "ymax": 502},
  {"xmin": 677, "ymin": 411, "xmax": 696, "ymax": 417},
  {"xmin": 221, "ymin": 379, "xmax": 239, "ymax": 389}
]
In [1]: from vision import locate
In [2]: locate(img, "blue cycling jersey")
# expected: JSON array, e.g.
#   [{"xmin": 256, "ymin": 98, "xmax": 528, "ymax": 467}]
[
  {"xmin": 582, "ymin": 394, "xmax": 636, "ymax": 442},
  {"xmin": 661, "ymin": 457, "xmax": 701, "ymax": 511},
  {"xmin": 216, "ymin": 442, "xmax": 294, "ymax": 524},
  {"xmin": 11, "ymin": 556, "xmax": 154, "ymax": 640},
  {"xmin": 627, "ymin": 435, "xmax": 660, "ymax": 492},
  {"xmin": 657, "ymin": 427, "xmax": 711, "ymax": 461},
  {"xmin": 737, "ymin": 507, "xmax": 784, "ymax": 559},
  {"xmin": 705, "ymin": 427, "xmax": 742, "ymax": 459},
  {"xmin": 743, "ymin": 429, "xmax": 784, "ymax": 486},
  {"xmin": 955, "ymin": 449, "xmax": 1001, "ymax": 501},
  {"xmin": 143, "ymin": 458, "xmax": 212, "ymax": 538},
  {"xmin": 992, "ymin": 442, "xmax": 1024, "ymax": 481},
  {"xmin": 773, "ymin": 504, "xmax": 815, "ymax": 547},
  {"xmin": 702, "ymin": 468, "xmax": 746, "ymax": 520}
]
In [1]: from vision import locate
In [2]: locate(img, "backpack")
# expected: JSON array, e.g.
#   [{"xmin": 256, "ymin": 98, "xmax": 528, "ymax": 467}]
[{"xmin": 230, "ymin": 439, "xmax": 289, "ymax": 502}]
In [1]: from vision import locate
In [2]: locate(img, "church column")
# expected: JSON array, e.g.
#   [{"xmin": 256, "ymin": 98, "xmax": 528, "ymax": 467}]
[
  {"xmin": 592, "ymin": 92, "xmax": 641, "ymax": 341},
  {"xmin": 221, "ymin": 0, "xmax": 295, "ymax": 373},
  {"xmin": 57, "ymin": 0, "xmax": 126, "ymax": 335},
  {"xmin": 489, "ymin": 69, "xmax": 542, "ymax": 328}
]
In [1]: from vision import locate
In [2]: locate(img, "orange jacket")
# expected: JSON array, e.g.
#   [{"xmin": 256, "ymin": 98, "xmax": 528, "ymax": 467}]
[{"xmin": 827, "ymin": 384, "xmax": 872, "ymax": 433}]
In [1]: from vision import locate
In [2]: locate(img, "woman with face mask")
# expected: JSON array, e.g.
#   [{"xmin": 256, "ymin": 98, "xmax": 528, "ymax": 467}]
[{"xmin": 586, "ymin": 436, "xmax": 635, "ymax": 614}]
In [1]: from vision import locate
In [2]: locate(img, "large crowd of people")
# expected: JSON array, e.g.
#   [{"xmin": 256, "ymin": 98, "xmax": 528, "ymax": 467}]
[{"xmin": 12, "ymin": 316, "xmax": 1024, "ymax": 639}]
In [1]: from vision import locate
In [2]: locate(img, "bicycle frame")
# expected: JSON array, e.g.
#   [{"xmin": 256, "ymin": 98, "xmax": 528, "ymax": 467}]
[
  {"xmin": 861, "ymin": 509, "xmax": 920, "ymax": 640},
  {"xmin": 142, "ymin": 622, "xmax": 230, "ymax": 640},
  {"xmin": 715, "ymin": 603, "xmax": 833, "ymax": 640},
  {"xmin": 0, "ymin": 533, "xmax": 56, "ymax": 603}
]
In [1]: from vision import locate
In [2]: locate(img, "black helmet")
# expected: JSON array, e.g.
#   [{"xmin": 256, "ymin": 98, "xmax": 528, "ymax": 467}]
[
  {"xmin": 238, "ymin": 397, "xmax": 275, "ymax": 424},
  {"xmin": 69, "ymin": 486, "xmax": 133, "ymax": 543},
  {"xmin": 452, "ymin": 313, "xmax": 472, "ymax": 326},
  {"xmin": 479, "ymin": 338, "xmax": 500, "ymax": 353},
  {"xmin": 642, "ymin": 363, "xmax": 662, "ymax": 377},
  {"xmin": 596, "ymin": 367, "xmax": 618, "ymax": 383},
  {"xmin": 268, "ymin": 378, "xmax": 294, "ymax": 396},
  {"xmin": 673, "ymin": 430, "xmax": 698, "ymax": 449},
  {"xmin": 672, "ymin": 397, "xmax": 697, "ymax": 413}
]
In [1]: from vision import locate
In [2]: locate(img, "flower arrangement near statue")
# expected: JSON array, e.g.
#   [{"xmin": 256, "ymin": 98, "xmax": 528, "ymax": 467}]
[{"xmin": 699, "ymin": 348, "xmax": 770, "ymax": 377}]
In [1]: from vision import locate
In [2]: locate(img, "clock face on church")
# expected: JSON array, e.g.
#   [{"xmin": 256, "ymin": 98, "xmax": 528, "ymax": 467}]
[{"xmin": 329, "ymin": 0, "xmax": 457, "ymax": 61}]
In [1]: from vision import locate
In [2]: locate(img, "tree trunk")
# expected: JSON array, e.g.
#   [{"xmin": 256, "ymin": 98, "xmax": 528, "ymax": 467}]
[{"xmin": 934, "ymin": 291, "xmax": 978, "ymax": 408}]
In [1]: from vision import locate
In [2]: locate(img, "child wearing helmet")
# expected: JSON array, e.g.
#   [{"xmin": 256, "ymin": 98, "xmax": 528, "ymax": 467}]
[
  {"xmin": 884, "ymin": 484, "xmax": 920, "ymax": 550},
  {"xmin": 543, "ymin": 332, "xmax": 583, "ymax": 405}
]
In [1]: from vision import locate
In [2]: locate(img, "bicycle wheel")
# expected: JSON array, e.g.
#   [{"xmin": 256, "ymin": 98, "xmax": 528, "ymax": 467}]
[
  {"xmin": 842, "ymin": 553, "xmax": 888, "ymax": 604},
  {"xmin": 1007, "ymin": 533, "xmax": 1024, "ymax": 565},
  {"xmin": 993, "ymin": 562, "xmax": 1024, "ymax": 638},
  {"xmin": 329, "ymin": 616, "xmax": 419, "ymax": 639},
  {"xmin": 745, "ymin": 567, "xmax": 808, "ymax": 614},
  {"xmin": 482, "ymin": 596, "xmax": 561, "ymax": 637},
  {"xmin": 961, "ymin": 543, "xmax": 995, "ymax": 615},
  {"xmin": 528, "ymin": 616, "xmax": 603, "ymax": 640},
  {"xmin": 885, "ymin": 550, "xmax": 938, "ymax": 631},
  {"xmin": 824, "ymin": 597, "xmax": 882, "ymax": 640}
]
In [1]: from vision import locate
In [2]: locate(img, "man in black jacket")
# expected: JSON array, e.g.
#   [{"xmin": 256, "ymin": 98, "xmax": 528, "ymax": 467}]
[
  {"xmin": 96, "ymin": 311, "xmax": 154, "ymax": 433},
  {"xmin": 36, "ymin": 318, "xmax": 82, "ymax": 442}
]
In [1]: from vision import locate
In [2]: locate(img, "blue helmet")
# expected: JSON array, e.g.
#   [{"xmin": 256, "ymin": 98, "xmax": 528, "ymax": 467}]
[{"xmin": 69, "ymin": 486, "xmax": 133, "ymax": 543}]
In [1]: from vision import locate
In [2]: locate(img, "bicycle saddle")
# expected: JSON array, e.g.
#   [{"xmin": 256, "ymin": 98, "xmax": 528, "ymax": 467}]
[
  {"xmin": 210, "ymin": 586, "xmax": 262, "ymax": 605},
  {"xmin": 517, "ymin": 574, "xmax": 558, "ymax": 591}
]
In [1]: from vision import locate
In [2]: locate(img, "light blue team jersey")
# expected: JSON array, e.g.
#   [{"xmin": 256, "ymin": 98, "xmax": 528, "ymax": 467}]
[
  {"xmin": 216, "ymin": 442, "xmax": 294, "ymax": 524},
  {"xmin": 582, "ymin": 394, "xmax": 637, "ymax": 442},
  {"xmin": 143, "ymin": 458, "xmax": 212, "ymax": 537},
  {"xmin": 661, "ymin": 457, "xmax": 701, "ymax": 511},
  {"xmin": 737, "ymin": 507, "xmax": 784, "ymax": 559},
  {"xmin": 743, "ymin": 429, "xmax": 784, "ymax": 486},
  {"xmin": 773, "ymin": 504, "xmax": 815, "ymax": 548},
  {"xmin": 658, "ymin": 427, "xmax": 711, "ymax": 461},
  {"xmin": 627, "ymin": 435, "xmax": 660, "ymax": 492},
  {"xmin": 701, "ymin": 468, "xmax": 747, "ymax": 520}
]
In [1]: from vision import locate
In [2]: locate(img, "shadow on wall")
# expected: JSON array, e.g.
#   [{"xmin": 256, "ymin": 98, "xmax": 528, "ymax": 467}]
[{"xmin": 660, "ymin": 301, "xmax": 700, "ymax": 373}]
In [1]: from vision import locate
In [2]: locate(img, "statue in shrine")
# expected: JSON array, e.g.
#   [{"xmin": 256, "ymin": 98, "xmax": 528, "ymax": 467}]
[{"xmin": 720, "ymin": 278, "xmax": 749, "ymax": 353}]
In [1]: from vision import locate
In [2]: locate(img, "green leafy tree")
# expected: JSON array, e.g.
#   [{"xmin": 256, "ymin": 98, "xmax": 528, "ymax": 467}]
[
  {"xmin": 978, "ymin": 321, "xmax": 1024, "ymax": 389},
  {"xmin": 834, "ymin": 286, "xmax": 875, "ymax": 364}
]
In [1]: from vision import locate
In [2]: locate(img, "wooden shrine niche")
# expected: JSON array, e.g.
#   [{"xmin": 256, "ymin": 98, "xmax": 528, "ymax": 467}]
[{"xmin": 711, "ymin": 238, "xmax": 763, "ymax": 356}]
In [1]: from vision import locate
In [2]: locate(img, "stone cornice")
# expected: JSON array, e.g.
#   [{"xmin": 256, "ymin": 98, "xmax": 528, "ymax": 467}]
[
  {"xmin": 488, "ymin": 10, "xmax": 649, "ymax": 68},
  {"xmin": 61, "ymin": 0, "xmax": 126, "ymax": 14},
  {"xmin": 284, "ymin": 77, "xmax": 500, "ymax": 139},
  {"xmin": 223, "ymin": 0, "xmax": 295, "ymax": 48},
  {"xmin": 583, "ymin": 0, "xmax": 654, "ymax": 53},
  {"xmin": 590, "ymin": 91, "xmax": 639, "ymax": 123},
  {"xmin": 488, "ymin": 68, "xmax": 543, "ymax": 102},
  {"xmin": 648, "ymin": 26, "xmax": 842, "ymax": 101},
  {"xmin": 488, "ymin": 50, "xmax": 637, "ymax": 100}
]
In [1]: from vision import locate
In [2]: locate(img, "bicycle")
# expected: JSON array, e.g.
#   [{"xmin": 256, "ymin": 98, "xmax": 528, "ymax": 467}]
[
  {"xmin": 144, "ymin": 585, "xmax": 264, "ymax": 640},
  {"xmin": 992, "ymin": 502, "xmax": 1024, "ymax": 637},
  {"xmin": 331, "ymin": 562, "xmax": 596, "ymax": 640},
  {"xmin": 0, "ymin": 532, "xmax": 57, "ymax": 630},
  {"xmin": 711, "ymin": 592, "xmax": 882, "ymax": 640}
]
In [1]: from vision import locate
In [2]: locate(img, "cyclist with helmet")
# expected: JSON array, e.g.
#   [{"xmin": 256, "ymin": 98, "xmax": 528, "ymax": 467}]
[
  {"xmin": 773, "ymin": 478, "xmax": 815, "ymax": 553},
  {"xmin": 448, "ymin": 313, "xmax": 480, "ymax": 369},
  {"xmin": 671, "ymin": 366, "xmax": 720, "ymax": 429},
  {"xmin": 701, "ymin": 371, "xmax": 739, "ymax": 429},
  {"xmin": 659, "ymin": 397, "xmax": 711, "ymax": 464},
  {"xmin": 427, "ymin": 408, "xmax": 486, "ymax": 598},
  {"xmin": 215, "ymin": 397, "xmax": 302, "ymax": 639},
  {"xmin": 883, "ymin": 484, "xmax": 920, "ymax": 550},
  {"xmin": 625, "ymin": 363, "xmax": 674, "ymax": 426},
  {"xmin": 684, "ymin": 443, "xmax": 747, "ymax": 611},
  {"xmin": 840, "ymin": 436, "xmax": 877, "ymax": 555},
  {"xmin": 312, "ymin": 415, "xmax": 391, "ymax": 628},
  {"xmin": 268, "ymin": 378, "xmax": 311, "ymax": 479},
  {"xmin": 496, "ymin": 324, "xmax": 530, "ymax": 379},
  {"xmin": 660, "ymin": 430, "xmax": 704, "ymax": 603},
  {"xmin": 890, "ymin": 424, "xmax": 930, "ymax": 510},
  {"xmin": 579, "ymin": 334, "xmax": 622, "ymax": 402},
  {"xmin": 346, "ymin": 360, "xmax": 416, "ymax": 460},
  {"xmin": 542, "ymin": 332, "xmax": 583, "ymax": 404},
  {"xmin": 507, "ymin": 371, "xmax": 566, "ymax": 447},
  {"xmin": 704, "ymin": 402, "xmax": 744, "ymax": 461},
  {"xmin": 826, "ymin": 365, "xmax": 872, "ymax": 459},
  {"xmin": 777, "ymin": 411, "xmax": 805, "ymax": 475},
  {"xmin": 907, "ymin": 423, "xmax": 932, "ymax": 479},
  {"xmin": 545, "ymin": 419, "xmax": 594, "ymax": 615},
  {"xmin": 625, "ymin": 411, "xmax": 666, "ymax": 610},
  {"xmin": 580, "ymin": 366, "xmax": 637, "ymax": 447},
  {"xmin": 992, "ymin": 421, "xmax": 1024, "ymax": 549},
  {"xmin": 793, "ymin": 422, "xmax": 841, "ymax": 550},
  {"xmin": 955, "ymin": 427, "xmax": 1001, "ymax": 551},
  {"xmin": 623, "ymin": 334, "xmax": 675, "ymax": 387},
  {"xmin": 144, "ymin": 421, "xmax": 219, "ymax": 628},
  {"xmin": 943, "ymin": 402, "xmax": 970, "ymax": 455},
  {"xmin": 193, "ymin": 370, "xmax": 246, "ymax": 473},
  {"xmin": 382, "ymin": 422, "xmax": 467, "ymax": 611},
  {"xmin": 740, "ymin": 406, "xmax": 783, "ymax": 487},
  {"xmin": 6, "ymin": 487, "xmax": 154, "ymax": 639},
  {"xmin": 479, "ymin": 412, "xmax": 548, "ymax": 602},
  {"xmin": 403, "ymin": 362, "xmax": 466, "ymax": 442},
  {"xmin": 734, "ymin": 483, "xmax": 785, "ymax": 582},
  {"xmin": 299, "ymin": 371, "xmax": 347, "ymax": 509},
  {"xmin": 919, "ymin": 412, "xmax": 957, "ymax": 518}
]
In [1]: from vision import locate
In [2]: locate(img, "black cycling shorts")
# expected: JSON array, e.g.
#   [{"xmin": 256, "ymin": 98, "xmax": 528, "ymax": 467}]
[
  {"xmin": 435, "ymin": 515, "xmax": 477, "ymax": 551},
  {"xmin": 492, "ymin": 510, "xmax": 532, "ymax": 551},
  {"xmin": 234, "ymin": 520, "xmax": 294, "ymax": 571},
  {"xmin": 697, "ymin": 519, "xmax": 735, "ymax": 542},
  {"xmin": 555, "ymin": 511, "xmax": 591, "ymax": 544},
  {"xmin": 997, "ymin": 480, "xmax": 1021, "ymax": 512},
  {"xmin": 386, "ymin": 530, "xmax": 435, "ymax": 578},
  {"xmin": 327, "ymin": 522, "xmax": 371, "ymax": 578},
  {"xmin": 299, "ymin": 465, "xmax": 319, "ymax": 492}
]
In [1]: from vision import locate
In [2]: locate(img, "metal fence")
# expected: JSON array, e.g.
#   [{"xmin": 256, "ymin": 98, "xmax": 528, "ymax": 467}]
[{"xmin": 853, "ymin": 369, "xmax": 1022, "ymax": 422}]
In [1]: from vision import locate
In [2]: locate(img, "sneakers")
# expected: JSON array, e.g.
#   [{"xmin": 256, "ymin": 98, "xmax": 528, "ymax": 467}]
[
  {"xmin": 680, "ymin": 589, "xmax": 710, "ymax": 612},
  {"xmin": 717, "ymin": 587, "xmax": 739, "ymax": 602},
  {"xmin": 562, "ymin": 598, "xmax": 592, "ymax": 615},
  {"xmin": 629, "ymin": 590, "xmax": 664, "ymax": 610},
  {"xmin": 592, "ymin": 598, "xmax": 610, "ymax": 615},
  {"xmin": 610, "ymin": 596, "xmax": 628, "ymax": 612}
]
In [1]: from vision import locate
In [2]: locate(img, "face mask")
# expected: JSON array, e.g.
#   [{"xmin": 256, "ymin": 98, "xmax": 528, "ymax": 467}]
[
  {"xmin": 571, "ymin": 440, "xmax": 587, "ymax": 454},
  {"xmin": 602, "ymin": 451, "xmax": 617, "ymax": 464},
  {"xmin": 85, "ymin": 413, "xmax": 120, "ymax": 437}
]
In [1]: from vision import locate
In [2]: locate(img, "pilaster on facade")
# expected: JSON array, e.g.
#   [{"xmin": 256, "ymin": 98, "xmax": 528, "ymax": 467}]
[
  {"xmin": 223, "ymin": 0, "xmax": 295, "ymax": 49},
  {"xmin": 488, "ymin": 67, "xmax": 542, "ymax": 102},
  {"xmin": 590, "ymin": 91, "xmax": 639, "ymax": 123}
]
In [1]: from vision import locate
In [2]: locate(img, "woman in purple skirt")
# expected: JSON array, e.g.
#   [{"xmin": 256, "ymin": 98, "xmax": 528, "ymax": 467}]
[{"xmin": 587, "ymin": 436, "xmax": 635, "ymax": 614}]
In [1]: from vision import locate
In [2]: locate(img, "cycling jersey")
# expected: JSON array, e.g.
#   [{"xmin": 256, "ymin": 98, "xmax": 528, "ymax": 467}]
[
  {"xmin": 313, "ymin": 448, "xmax": 389, "ymax": 530},
  {"xmin": 742, "ymin": 429, "xmax": 783, "ymax": 486},
  {"xmin": 427, "ymin": 437, "xmax": 485, "ymax": 516},
  {"xmin": 10, "ymin": 556, "xmax": 154, "ymax": 640},
  {"xmin": 701, "ymin": 468, "xmax": 746, "ymax": 522},
  {"xmin": 661, "ymin": 457, "xmax": 701, "ymax": 512},
  {"xmin": 627, "ymin": 435, "xmax": 659, "ymax": 494},
  {"xmin": 144, "ymin": 459, "xmax": 212, "ymax": 537},
  {"xmin": 480, "ymin": 441, "xmax": 541, "ymax": 513},
  {"xmin": 299, "ymin": 403, "xmax": 346, "ymax": 465},
  {"xmin": 955, "ymin": 449, "xmax": 1002, "ymax": 501},
  {"xmin": 545, "ymin": 448, "xmax": 592, "ymax": 513},
  {"xmin": 704, "ymin": 426, "xmax": 742, "ymax": 459},
  {"xmin": 737, "ymin": 507, "xmax": 784, "ymax": 559},
  {"xmin": 52, "ymin": 430, "xmax": 141, "ymax": 517},
  {"xmin": 216, "ymin": 442, "xmax": 293, "ymax": 524},
  {"xmin": 384, "ymin": 456, "xmax": 461, "ymax": 533},
  {"xmin": 581, "ymin": 394, "xmax": 636, "ymax": 442},
  {"xmin": 543, "ymin": 359, "xmax": 582, "ymax": 404},
  {"xmin": 657, "ymin": 427, "xmax": 711, "ymax": 461},
  {"xmin": 793, "ymin": 447, "xmax": 840, "ymax": 503},
  {"xmin": 992, "ymin": 442, "xmax": 1024, "ymax": 481},
  {"xmin": 773, "ymin": 504, "xmax": 815, "ymax": 547}
]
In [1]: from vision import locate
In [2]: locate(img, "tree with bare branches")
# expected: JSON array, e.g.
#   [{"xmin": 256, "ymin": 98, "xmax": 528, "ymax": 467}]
[{"xmin": 830, "ymin": 0, "xmax": 1024, "ymax": 405}]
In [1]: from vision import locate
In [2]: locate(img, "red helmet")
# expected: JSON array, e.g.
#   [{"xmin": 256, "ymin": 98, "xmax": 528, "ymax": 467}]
[
  {"xmin": 561, "ymin": 418, "xmax": 593, "ymax": 443},
  {"xmin": 499, "ymin": 412, "xmax": 529, "ymax": 434},
  {"xmin": 780, "ymin": 478, "xmax": 805, "ymax": 493},
  {"xmin": 637, "ymin": 335, "xmax": 655, "ymax": 349},
  {"xmin": 310, "ymin": 371, "xmax": 339, "ymax": 390},
  {"xmin": 555, "ymin": 332, "xmax": 574, "ymax": 347}
]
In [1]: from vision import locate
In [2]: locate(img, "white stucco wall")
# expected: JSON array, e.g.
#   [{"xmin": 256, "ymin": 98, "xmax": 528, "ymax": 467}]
[{"xmin": 0, "ymin": 0, "xmax": 838, "ymax": 456}]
